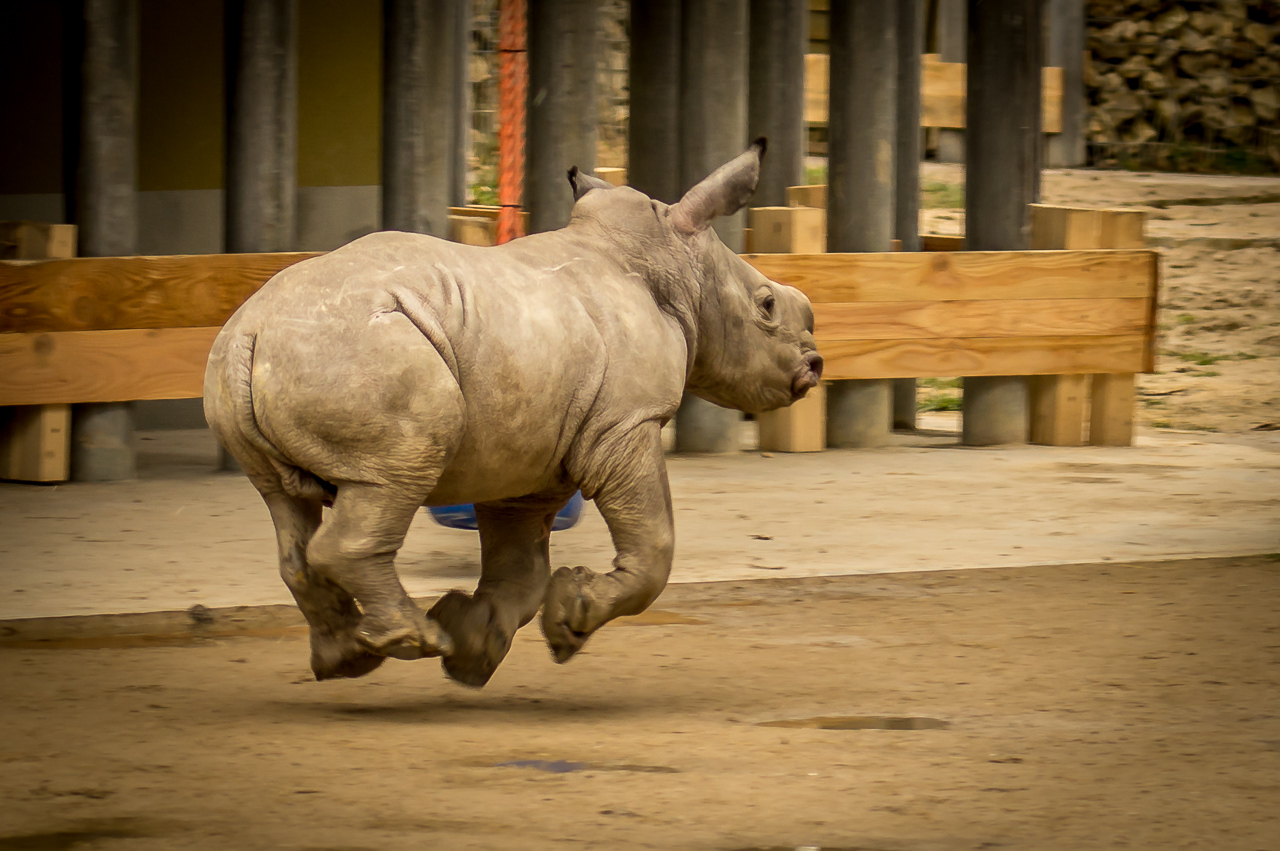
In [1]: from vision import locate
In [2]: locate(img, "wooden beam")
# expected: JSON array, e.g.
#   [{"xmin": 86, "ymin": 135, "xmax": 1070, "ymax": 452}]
[
  {"xmin": 0, "ymin": 403, "xmax": 71, "ymax": 481},
  {"xmin": 0, "ymin": 223, "xmax": 78, "ymax": 260},
  {"xmin": 1031, "ymin": 205, "xmax": 1147, "ymax": 250},
  {"xmin": 921, "ymin": 234, "xmax": 964, "ymax": 252},
  {"xmin": 0, "ymin": 253, "xmax": 319, "ymax": 334},
  {"xmin": 815, "ymin": 297, "xmax": 1148, "ymax": 341},
  {"xmin": 748, "ymin": 207, "xmax": 826, "ymax": 254},
  {"xmin": 1090, "ymin": 373, "xmax": 1136, "ymax": 446},
  {"xmin": 0, "ymin": 327, "xmax": 220, "ymax": 406},
  {"xmin": 817, "ymin": 335, "xmax": 1147, "ymax": 381},
  {"xmin": 743, "ymin": 250, "xmax": 1156, "ymax": 303},
  {"xmin": 1029, "ymin": 374, "xmax": 1088, "ymax": 446},
  {"xmin": 757, "ymin": 381, "xmax": 825, "ymax": 452}
]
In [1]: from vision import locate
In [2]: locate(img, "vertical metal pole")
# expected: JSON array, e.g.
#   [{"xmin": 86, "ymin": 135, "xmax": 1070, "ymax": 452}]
[
  {"xmin": 893, "ymin": 0, "xmax": 924, "ymax": 430},
  {"xmin": 1045, "ymin": 0, "xmax": 1086, "ymax": 167},
  {"xmin": 935, "ymin": 0, "xmax": 966, "ymax": 163},
  {"xmin": 629, "ymin": 0, "xmax": 682, "ymax": 203}
]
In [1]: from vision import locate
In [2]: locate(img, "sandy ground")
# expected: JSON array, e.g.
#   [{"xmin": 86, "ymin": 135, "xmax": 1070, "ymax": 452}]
[
  {"xmin": 918, "ymin": 165, "xmax": 1280, "ymax": 434},
  {"xmin": 2, "ymin": 424, "xmax": 1278, "ymax": 620},
  {"xmin": 2, "ymin": 555, "xmax": 1277, "ymax": 850}
]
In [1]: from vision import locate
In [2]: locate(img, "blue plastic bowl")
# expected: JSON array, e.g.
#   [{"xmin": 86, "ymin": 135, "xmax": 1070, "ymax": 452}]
[{"xmin": 428, "ymin": 491, "xmax": 584, "ymax": 532}]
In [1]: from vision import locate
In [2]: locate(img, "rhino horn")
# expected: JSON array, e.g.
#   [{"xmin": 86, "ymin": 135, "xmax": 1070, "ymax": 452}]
[
  {"xmin": 669, "ymin": 137, "xmax": 767, "ymax": 235},
  {"xmin": 567, "ymin": 166, "xmax": 617, "ymax": 201}
]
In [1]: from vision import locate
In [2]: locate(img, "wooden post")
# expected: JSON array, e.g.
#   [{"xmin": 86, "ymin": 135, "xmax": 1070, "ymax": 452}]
[
  {"xmin": 1045, "ymin": 0, "xmax": 1086, "ymax": 168},
  {"xmin": 1029, "ymin": 374, "xmax": 1087, "ymax": 446},
  {"xmin": 961, "ymin": 0, "xmax": 1041, "ymax": 447},
  {"xmin": 74, "ymin": 0, "xmax": 139, "ymax": 482},
  {"xmin": 893, "ymin": 0, "xmax": 924, "ymax": 430},
  {"xmin": 758, "ymin": 383, "xmax": 826, "ymax": 453},
  {"xmin": 674, "ymin": 0, "xmax": 748, "ymax": 454},
  {"xmin": 1090, "ymin": 373, "xmax": 1135, "ymax": 446},
  {"xmin": 0, "ymin": 405, "xmax": 72, "ymax": 482},
  {"xmin": 527, "ymin": 0, "xmax": 598, "ymax": 233},
  {"xmin": 382, "ymin": 0, "xmax": 467, "ymax": 237},
  {"xmin": 826, "ymin": 0, "xmax": 896, "ymax": 449},
  {"xmin": 748, "ymin": 0, "xmax": 807, "ymax": 208},
  {"xmin": 629, "ymin": 0, "xmax": 682, "ymax": 203}
]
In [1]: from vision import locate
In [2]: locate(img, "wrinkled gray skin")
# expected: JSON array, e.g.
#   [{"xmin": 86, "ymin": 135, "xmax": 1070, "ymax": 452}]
[{"xmin": 204, "ymin": 140, "xmax": 822, "ymax": 687}]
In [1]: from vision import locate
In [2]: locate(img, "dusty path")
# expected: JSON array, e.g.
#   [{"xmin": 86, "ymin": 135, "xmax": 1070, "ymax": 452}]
[{"xmin": 2, "ymin": 555, "xmax": 1277, "ymax": 850}]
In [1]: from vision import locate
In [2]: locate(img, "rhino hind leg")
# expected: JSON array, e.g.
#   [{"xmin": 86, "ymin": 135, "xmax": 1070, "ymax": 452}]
[
  {"xmin": 306, "ymin": 481, "xmax": 454, "ymax": 661},
  {"xmin": 429, "ymin": 492, "xmax": 571, "ymax": 687}
]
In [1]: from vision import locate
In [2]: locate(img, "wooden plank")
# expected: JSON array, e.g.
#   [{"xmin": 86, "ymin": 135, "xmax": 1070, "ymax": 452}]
[
  {"xmin": 0, "ymin": 403, "xmax": 71, "ymax": 482},
  {"xmin": 1090, "ymin": 373, "xmax": 1135, "ymax": 446},
  {"xmin": 816, "ymin": 335, "xmax": 1147, "ymax": 381},
  {"xmin": 743, "ymin": 250, "xmax": 1157, "ymax": 303},
  {"xmin": 1031, "ymin": 205, "xmax": 1147, "ymax": 249},
  {"xmin": 0, "ymin": 252, "xmax": 319, "ymax": 334},
  {"xmin": 1042, "ymin": 66, "xmax": 1064, "ymax": 134},
  {"xmin": 1029, "ymin": 374, "xmax": 1088, "ymax": 446},
  {"xmin": 921, "ymin": 57, "xmax": 966, "ymax": 129},
  {"xmin": 595, "ymin": 167, "xmax": 627, "ymax": 186},
  {"xmin": 449, "ymin": 215, "xmax": 495, "ymax": 246},
  {"xmin": 0, "ymin": 222, "xmax": 77, "ymax": 260},
  {"xmin": 748, "ymin": 207, "xmax": 826, "ymax": 254},
  {"xmin": 921, "ymin": 234, "xmax": 964, "ymax": 251},
  {"xmin": 0, "ymin": 327, "xmax": 221, "ymax": 406},
  {"xmin": 757, "ymin": 382, "xmax": 826, "ymax": 452},
  {"xmin": 786, "ymin": 184, "xmax": 827, "ymax": 209},
  {"xmin": 804, "ymin": 53, "xmax": 828, "ymax": 125},
  {"xmin": 815, "ymin": 298, "xmax": 1149, "ymax": 341}
]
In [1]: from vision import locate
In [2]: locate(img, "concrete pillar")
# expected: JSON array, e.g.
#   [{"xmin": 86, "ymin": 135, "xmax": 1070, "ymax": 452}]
[
  {"xmin": 1045, "ymin": 0, "xmax": 1086, "ymax": 167},
  {"xmin": 225, "ymin": 0, "xmax": 298, "ymax": 254},
  {"xmin": 935, "ymin": 0, "xmax": 966, "ymax": 163},
  {"xmin": 748, "ymin": 0, "xmax": 806, "ymax": 208},
  {"xmin": 893, "ymin": 0, "xmax": 924, "ymax": 430},
  {"xmin": 962, "ymin": 0, "xmax": 1043, "ymax": 446},
  {"xmin": 679, "ymin": 0, "xmax": 748, "ymax": 250},
  {"xmin": 827, "ymin": 0, "xmax": 895, "ymax": 448},
  {"xmin": 450, "ymin": 0, "xmax": 471, "ymax": 208},
  {"xmin": 628, "ymin": 0, "xmax": 682, "ymax": 203},
  {"xmin": 527, "ymin": 0, "xmax": 599, "ymax": 233},
  {"xmin": 74, "ymin": 0, "xmax": 139, "ymax": 482},
  {"xmin": 827, "ymin": 380, "xmax": 892, "ymax": 449},
  {"xmin": 382, "ymin": 0, "xmax": 467, "ymax": 236},
  {"xmin": 72, "ymin": 402, "xmax": 137, "ymax": 482},
  {"xmin": 673, "ymin": 0, "xmax": 748, "ymax": 453}
]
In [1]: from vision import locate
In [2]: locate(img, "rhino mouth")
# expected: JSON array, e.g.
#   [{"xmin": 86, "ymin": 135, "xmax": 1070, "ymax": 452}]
[{"xmin": 790, "ymin": 351, "xmax": 824, "ymax": 400}]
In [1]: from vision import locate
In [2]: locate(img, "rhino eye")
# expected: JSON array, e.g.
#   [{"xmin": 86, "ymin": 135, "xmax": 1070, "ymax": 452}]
[{"xmin": 760, "ymin": 294, "xmax": 776, "ymax": 320}]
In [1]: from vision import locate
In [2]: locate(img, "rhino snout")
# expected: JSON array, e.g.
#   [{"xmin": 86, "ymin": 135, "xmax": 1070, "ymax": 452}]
[{"xmin": 791, "ymin": 351, "xmax": 824, "ymax": 400}]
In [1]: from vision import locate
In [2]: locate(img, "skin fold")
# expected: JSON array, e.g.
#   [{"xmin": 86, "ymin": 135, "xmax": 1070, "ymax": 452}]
[{"xmin": 204, "ymin": 140, "xmax": 823, "ymax": 686}]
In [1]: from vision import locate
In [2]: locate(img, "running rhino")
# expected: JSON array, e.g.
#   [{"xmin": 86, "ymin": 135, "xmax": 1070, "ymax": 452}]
[{"xmin": 204, "ymin": 139, "xmax": 823, "ymax": 687}]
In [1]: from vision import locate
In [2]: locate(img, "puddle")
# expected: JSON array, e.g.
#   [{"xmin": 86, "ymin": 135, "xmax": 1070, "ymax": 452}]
[
  {"xmin": 0, "ymin": 817, "xmax": 173, "ymax": 851},
  {"xmin": 757, "ymin": 716, "xmax": 949, "ymax": 731},
  {"xmin": 495, "ymin": 759, "xmax": 679, "ymax": 774},
  {"xmin": 0, "ymin": 626, "xmax": 307, "ymax": 651}
]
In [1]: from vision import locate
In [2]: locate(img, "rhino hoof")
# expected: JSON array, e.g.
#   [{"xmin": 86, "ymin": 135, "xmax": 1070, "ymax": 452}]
[
  {"xmin": 356, "ymin": 616, "xmax": 453, "ymax": 660},
  {"xmin": 310, "ymin": 631, "xmax": 386, "ymax": 681}
]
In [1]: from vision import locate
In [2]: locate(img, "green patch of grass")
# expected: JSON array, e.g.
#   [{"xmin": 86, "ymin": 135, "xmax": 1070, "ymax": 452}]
[
  {"xmin": 1152, "ymin": 420, "xmax": 1173, "ymax": 428},
  {"xmin": 1193, "ymin": 370, "xmax": 1221, "ymax": 377},
  {"xmin": 1176, "ymin": 314, "xmax": 1196, "ymax": 325},
  {"xmin": 1265, "ymin": 553, "xmax": 1280, "ymax": 562},
  {"xmin": 1172, "ymin": 350, "xmax": 1226, "ymax": 366},
  {"xmin": 804, "ymin": 164, "xmax": 827, "ymax": 185},
  {"xmin": 922, "ymin": 180, "xmax": 964, "ymax": 210},
  {"xmin": 1143, "ymin": 398, "xmax": 1166, "ymax": 406},
  {"xmin": 919, "ymin": 377, "xmax": 962, "ymax": 390},
  {"xmin": 1236, "ymin": 352, "xmax": 1259, "ymax": 360},
  {"xmin": 919, "ymin": 394, "xmax": 962, "ymax": 412}
]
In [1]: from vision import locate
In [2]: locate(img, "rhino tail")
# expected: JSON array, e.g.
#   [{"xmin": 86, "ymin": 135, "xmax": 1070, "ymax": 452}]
[{"xmin": 223, "ymin": 333, "xmax": 331, "ymax": 503}]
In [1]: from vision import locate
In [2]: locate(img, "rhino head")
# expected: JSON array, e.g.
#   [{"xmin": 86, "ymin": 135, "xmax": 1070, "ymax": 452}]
[{"xmin": 567, "ymin": 138, "xmax": 823, "ymax": 415}]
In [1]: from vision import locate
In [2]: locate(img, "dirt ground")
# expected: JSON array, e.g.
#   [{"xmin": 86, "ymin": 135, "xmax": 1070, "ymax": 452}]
[
  {"xmin": 918, "ymin": 165, "xmax": 1280, "ymax": 434},
  {"xmin": 2, "ymin": 555, "xmax": 1277, "ymax": 850}
]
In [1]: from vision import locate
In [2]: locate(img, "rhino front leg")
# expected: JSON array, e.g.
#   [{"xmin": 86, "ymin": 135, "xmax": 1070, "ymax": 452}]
[
  {"xmin": 307, "ymin": 482, "xmax": 453, "ymax": 661},
  {"xmin": 542, "ymin": 422, "xmax": 674, "ymax": 663},
  {"xmin": 429, "ymin": 490, "xmax": 572, "ymax": 687}
]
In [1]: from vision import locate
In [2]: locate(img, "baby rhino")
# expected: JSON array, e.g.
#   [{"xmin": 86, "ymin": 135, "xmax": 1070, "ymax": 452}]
[{"xmin": 204, "ymin": 139, "xmax": 823, "ymax": 686}]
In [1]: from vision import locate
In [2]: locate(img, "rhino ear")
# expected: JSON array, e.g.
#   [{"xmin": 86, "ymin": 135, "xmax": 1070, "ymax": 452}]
[
  {"xmin": 567, "ymin": 166, "xmax": 616, "ymax": 202},
  {"xmin": 669, "ymin": 137, "xmax": 767, "ymax": 235}
]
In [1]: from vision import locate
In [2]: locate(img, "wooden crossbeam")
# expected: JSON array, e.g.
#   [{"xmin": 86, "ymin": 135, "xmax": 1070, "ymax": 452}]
[{"xmin": 0, "ymin": 252, "xmax": 318, "ymax": 333}]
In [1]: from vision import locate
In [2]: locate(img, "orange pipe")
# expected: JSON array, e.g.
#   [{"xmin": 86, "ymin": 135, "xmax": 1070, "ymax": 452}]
[{"xmin": 497, "ymin": 0, "xmax": 527, "ymax": 244}]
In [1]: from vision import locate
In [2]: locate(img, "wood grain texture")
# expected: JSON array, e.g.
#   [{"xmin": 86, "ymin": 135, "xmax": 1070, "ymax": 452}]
[
  {"xmin": 0, "ymin": 403, "xmax": 70, "ymax": 481},
  {"xmin": 0, "ymin": 327, "xmax": 221, "ymax": 406},
  {"xmin": 1031, "ymin": 205, "xmax": 1147, "ymax": 249},
  {"xmin": 1029, "ymin": 374, "xmax": 1088, "ymax": 446},
  {"xmin": 1090, "ymin": 372, "xmax": 1136, "ymax": 446},
  {"xmin": 757, "ymin": 382, "xmax": 826, "ymax": 452},
  {"xmin": 744, "ymin": 250, "xmax": 1157, "ymax": 303},
  {"xmin": 0, "ymin": 253, "xmax": 320, "ymax": 333},
  {"xmin": 921, "ymin": 234, "xmax": 964, "ymax": 251},
  {"xmin": 815, "ymin": 298, "xmax": 1148, "ymax": 341},
  {"xmin": 817, "ymin": 335, "xmax": 1147, "ymax": 380}
]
